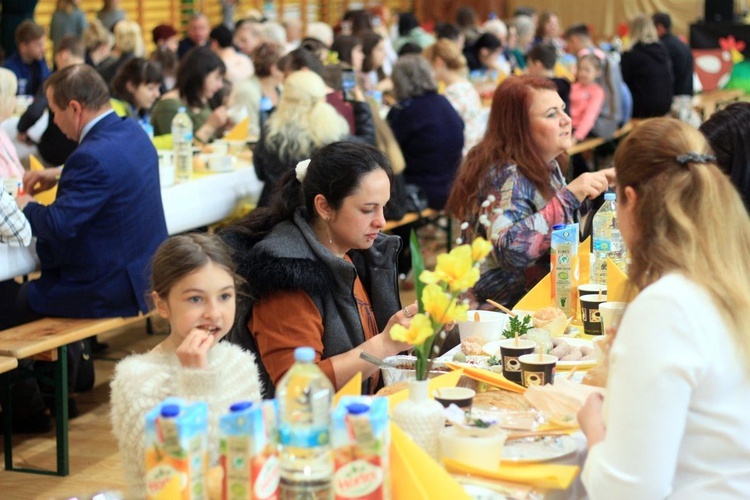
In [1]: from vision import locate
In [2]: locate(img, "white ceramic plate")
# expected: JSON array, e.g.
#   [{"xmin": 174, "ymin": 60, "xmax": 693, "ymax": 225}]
[
  {"xmin": 460, "ymin": 483, "xmax": 508, "ymax": 500},
  {"xmin": 501, "ymin": 435, "xmax": 578, "ymax": 463},
  {"xmin": 481, "ymin": 337, "xmax": 595, "ymax": 368}
]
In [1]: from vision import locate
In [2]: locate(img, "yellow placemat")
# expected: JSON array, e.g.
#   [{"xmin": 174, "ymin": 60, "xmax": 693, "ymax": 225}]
[
  {"xmin": 443, "ymin": 457, "xmax": 579, "ymax": 490},
  {"xmin": 387, "ymin": 369, "xmax": 463, "ymax": 413},
  {"xmin": 392, "ymin": 423, "xmax": 471, "ymax": 500},
  {"xmin": 29, "ymin": 154, "xmax": 57, "ymax": 205},
  {"xmin": 333, "ymin": 372, "xmax": 362, "ymax": 407}
]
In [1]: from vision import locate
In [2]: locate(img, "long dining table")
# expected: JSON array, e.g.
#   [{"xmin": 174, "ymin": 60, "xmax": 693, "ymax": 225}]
[{"xmin": 0, "ymin": 165, "xmax": 263, "ymax": 281}]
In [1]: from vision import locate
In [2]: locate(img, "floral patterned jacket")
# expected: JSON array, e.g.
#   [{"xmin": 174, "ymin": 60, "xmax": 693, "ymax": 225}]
[{"xmin": 469, "ymin": 160, "xmax": 580, "ymax": 307}]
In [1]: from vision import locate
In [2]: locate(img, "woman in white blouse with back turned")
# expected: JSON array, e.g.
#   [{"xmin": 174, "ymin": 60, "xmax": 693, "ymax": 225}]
[{"xmin": 578, "ymin": 118, "xmax": 750, "ymax": 498}]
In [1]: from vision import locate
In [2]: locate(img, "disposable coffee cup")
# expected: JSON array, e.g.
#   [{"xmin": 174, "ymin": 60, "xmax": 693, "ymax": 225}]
[
  {"xmin": 581, "ymin": 295, "xmax": 608, "ymax": 335},
  {"xmin": 599, "ymin": 301, "xmax": 627, "ymax": 335},
  {"xmin": 519, "ymin": 354, "xmax": 558, "ymax": 387},
  {"xmin": 577, "ymin": 284, "xmax": 606, "ymax": 321},
  {"xmin": 433, "ymin": 387, "xmax": 476, "ymax": 408},
  {"xmin": 498, "ymin": 339, "xmax": 536, "ymax": 383}
]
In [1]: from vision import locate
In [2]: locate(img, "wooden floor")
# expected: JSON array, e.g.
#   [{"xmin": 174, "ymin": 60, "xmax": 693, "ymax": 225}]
[{"xmin": 0, "ymin": 320, "xmax": 165, "ymax": 499}]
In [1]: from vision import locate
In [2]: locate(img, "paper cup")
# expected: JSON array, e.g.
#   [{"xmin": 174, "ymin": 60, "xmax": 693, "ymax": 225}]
[
  {"xmin": 209, "ymin": 140, "xmax": 228, "ymax": 156},
  {"xmin": 439, "ymin": 426, "xmax": 507, "ymax": 470},
  {"xmin": 457, "ymin": 310, "xmax": 509, "ymax": 345},
  {"xmin": 519, "ymin": 354, "xmax": 557, "ymax": 387},
  {"xmin": 580, "ymin": 295, "xmax": 607, "ymax": 335},
  {"xmin": 433, "ymin": 387, "xmax": 476, "ymax": 408},
  {"xmin": 498, "ymin": 339, "xmax": 536, "ymax": 383},
  {"xmin": 599, "ymin": 301, "xmax": 627, "ymax": 335},
  {"xmin": 577, "ymin": 284, "xmax": 606, "ymax": 321},
  {"xmin": 3, "ymin": 177, "xmax": 20, "ymax": 198}
]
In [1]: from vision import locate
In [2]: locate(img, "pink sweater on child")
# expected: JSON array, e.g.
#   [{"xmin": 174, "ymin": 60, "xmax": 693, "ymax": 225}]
[{"xmin": 570, "ymin": 81, "xmax": 605, "ymax": 142}]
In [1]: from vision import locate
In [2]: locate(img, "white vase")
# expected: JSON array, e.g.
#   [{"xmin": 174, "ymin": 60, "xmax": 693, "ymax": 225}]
[{"xmin": 392, "ymin": 379, "xmax": 445, "ymax": 460}]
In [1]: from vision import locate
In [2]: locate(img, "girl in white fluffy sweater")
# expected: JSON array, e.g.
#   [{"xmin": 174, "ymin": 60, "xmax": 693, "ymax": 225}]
[{"xmin": 110, "ymin": 233, "xmax": 262, "ymax": 497}]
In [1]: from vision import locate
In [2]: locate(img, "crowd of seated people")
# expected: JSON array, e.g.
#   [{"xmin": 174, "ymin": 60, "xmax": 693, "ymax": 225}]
[{"xmin": 2, "ymin": 13, "xmax": 750, "ymax": 498}]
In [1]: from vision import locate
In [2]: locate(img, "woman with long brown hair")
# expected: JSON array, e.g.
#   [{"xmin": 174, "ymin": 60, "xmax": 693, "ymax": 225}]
[
  {"xmin": 578, "ymin": 118, "xmax": 750, "ymax": 498},
  {"xmin": 446, "ymin": 75, "xmax": 612, "ymax": 307}
]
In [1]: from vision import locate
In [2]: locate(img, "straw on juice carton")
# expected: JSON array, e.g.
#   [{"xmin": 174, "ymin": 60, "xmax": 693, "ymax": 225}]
[
  {"xmin": 220, "ymin": 400, "xmax": 280, "ymax": 500},
  {"xmin": 550, "ymin": 223, "xmax": 579, "ymax": 318},
  {"xmin": 332, "ymin": 396, "xmax": 390, "ymax": 500},
  {"xmin": 144, "ymin": 397, "xmax": 209, "ymax": 500}
]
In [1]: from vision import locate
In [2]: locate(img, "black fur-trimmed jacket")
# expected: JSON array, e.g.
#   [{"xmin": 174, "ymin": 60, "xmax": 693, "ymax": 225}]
[{"xmin": 220, "ymin": 208, "xmax": 401, "ymax": 397}]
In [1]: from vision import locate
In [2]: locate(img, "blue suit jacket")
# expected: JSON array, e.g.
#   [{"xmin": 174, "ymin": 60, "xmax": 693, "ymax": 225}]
[{"xmin": 24, "ymin": 112, "xmax": 168, "ymax": 318}]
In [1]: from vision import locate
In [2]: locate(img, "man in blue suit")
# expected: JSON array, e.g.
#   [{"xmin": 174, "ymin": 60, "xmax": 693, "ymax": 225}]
[
  {"xmin": 0, "ymin": 65, "xmax": 168, "ymax": 432},
  {"xmin": 18, "ymin": 64, "xmax": 168, "ymax": 321}
]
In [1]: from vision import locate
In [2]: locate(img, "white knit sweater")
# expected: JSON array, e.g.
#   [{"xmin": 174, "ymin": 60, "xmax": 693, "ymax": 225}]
[{"xmin": 110, "ymin": 342, "xmax": 262, "ymax": 498}]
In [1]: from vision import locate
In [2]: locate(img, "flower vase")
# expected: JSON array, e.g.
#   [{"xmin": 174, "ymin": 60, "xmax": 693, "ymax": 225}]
[{"xmin": 392, "ymin": 379, "xmax": 445, "ymax": 460}]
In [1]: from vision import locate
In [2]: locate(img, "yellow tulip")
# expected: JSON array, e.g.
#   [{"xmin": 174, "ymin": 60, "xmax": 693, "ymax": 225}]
[
  {"xmin": 422, "ymin": 284, "xmax": 468, "ymax": 324},
  {"xmin": 389, "ymin": 314, "xmax": 434, "ymax": 346},
  {"xmin": 471, "ymin": 237, "xmax": 492, "ymax": 263},
  {"xmin": 420, "ymin": 245, "xmax": 480, "ymax": 292}
]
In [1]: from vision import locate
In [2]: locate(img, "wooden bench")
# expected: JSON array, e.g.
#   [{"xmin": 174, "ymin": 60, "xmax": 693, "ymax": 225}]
[
  {"xmin": 694, "ymin": 88, "xmax": 745, "ymax": 120},
  {"xmin": 383, "ymin": 208, "xmax": 454, "ymax": 251},
  {"xmin": 0, "ymin": 313, "xmax": 154, "ymax": 476},
  {"xmin": 0, "ymin": 356, "xmax": 18, "ymax": 375}
]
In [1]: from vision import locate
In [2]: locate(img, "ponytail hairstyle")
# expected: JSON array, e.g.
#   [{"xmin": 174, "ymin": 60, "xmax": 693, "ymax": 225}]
[
  {"xmin": 615, "ymin": 118, "xmax": 750, "ymax": 370},
  {"xmin": 227, "ymin": 142, "xmax": 392, "ymax": 244}
]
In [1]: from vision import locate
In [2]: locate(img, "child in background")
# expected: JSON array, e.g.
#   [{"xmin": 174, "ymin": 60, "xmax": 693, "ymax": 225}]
[
  {"xmin": 570, "ymin": 54, "xmax": 605, "ymax": 143},
  {"xmin": 526, "ymin": 42, "xmax": 571, "ymax": 116},
  {"xmin": 110, "ymin": 233, "xmax": 262, "ymax": 498}
]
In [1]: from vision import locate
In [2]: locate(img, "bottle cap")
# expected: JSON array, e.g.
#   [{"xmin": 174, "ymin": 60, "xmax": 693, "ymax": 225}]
[
  {"xmin": 177, "ymin": 106, "xmax": 186, "ymax": 113},
  {"xmin": 346, "ymin": 403, "xmax": 370, "ymax": 415},
  {"xmin": 160, "ymin": 404, "xmax": 180, "ymax": 418},
  {"xmin": 294, "ymin": 346, "xmax": 315, "ymax": 362},
  {"xmin": 604, "ymin": 192, "xmax": 616, "ymax": 201},
  {"xmin": 230, "ymin": 401, "xmax": 253, "ymax": 412}
]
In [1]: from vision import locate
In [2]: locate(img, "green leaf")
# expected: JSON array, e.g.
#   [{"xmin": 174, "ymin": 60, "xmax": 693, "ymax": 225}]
[
  {"xmin": 502, "ymin": 315, "xmax": 532, "ymax": 339},
  {"xmin": 410, "ymin": 230, "xmax": 425, "ymax": 314}
]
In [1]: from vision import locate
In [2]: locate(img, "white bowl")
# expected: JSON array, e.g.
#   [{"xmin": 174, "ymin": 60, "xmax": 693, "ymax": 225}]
[
  {"xmin": 457, "ymin": 310, "xmax": 509, "ymax": 344},
  {"xmin": 207, "ymin": 154, "xmax": 233, "ymax": 172}
]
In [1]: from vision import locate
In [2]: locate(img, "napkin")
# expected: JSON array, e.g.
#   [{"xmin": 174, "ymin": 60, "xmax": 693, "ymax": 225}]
[
  {"xmin": 445, "ymin": 363, "xmax": 525, "ymax": 394},
  {"xmin": 391, "ymin": 423, "xmax": 471, "ymax": 500},
  {"xmin": 386, "ymin": 369, "xmax": 463, "ymax": 413},
  {"xmin": 443, "ymin": 457, "xmax": 580, "ymax": 490},
  {"xmin": 524, "ymin": 378, "xmax": 604, "ymax": 426},
  {"xmin": 29, "ymin": 154, "xmax": 57, "ymax": 205},
  {"xmin": 606, "ymin": 257, "xmax": 631, "ymax": 302},
  {"xmin": 224, "ymin": 117, "xmax": 249, "ymax": 141},
  {"xmin": 578, "ymin": 236, "xmax": 591, "ymax": 286},
  {"xmin": 513, "ymin": 274, "xmax": 551, "ymax": 311},
  {"xmin": 333, "ymin": 372, "xmax": 362, "ymax": 407}
]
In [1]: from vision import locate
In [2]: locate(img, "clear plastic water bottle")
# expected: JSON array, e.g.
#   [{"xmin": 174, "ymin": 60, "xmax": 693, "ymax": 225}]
[
  {"xmin": 277, "ymin": 347, "xmax": 334, "ymax": 500},
  {"xmin": 172, "ymin": 106, "xmax": 193, "ymax": 182},
  {"xmin": 591, "ymin": 192, "xmax": 626, "ymax": 284}
]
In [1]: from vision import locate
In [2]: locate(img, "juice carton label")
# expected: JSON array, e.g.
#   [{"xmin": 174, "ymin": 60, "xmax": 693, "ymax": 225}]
[
  {"xmin": 145, "ymin": 398, "xmax": 208, "ymax": 500},
  {"xmin": 332, "ymin": 397, "xmax": 390, "ymax": 500},
  {"xmin": 220, "ymin": 401, "xmax": 280, "ymax": 500},
  {"xmin": 551, "ymin": 224, "xmax": 579, "ymax": 318}
]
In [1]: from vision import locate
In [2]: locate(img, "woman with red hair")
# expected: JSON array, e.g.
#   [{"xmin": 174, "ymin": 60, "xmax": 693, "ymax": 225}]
[{"xmin": 446, "ymin": 75, "xmax": 613, "ymax": 308}]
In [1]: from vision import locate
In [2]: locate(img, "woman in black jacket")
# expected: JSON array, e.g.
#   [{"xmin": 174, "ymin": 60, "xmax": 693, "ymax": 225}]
[{"xmin": 620, "ymin": 15, "xmax": 673, "ymax": 118}]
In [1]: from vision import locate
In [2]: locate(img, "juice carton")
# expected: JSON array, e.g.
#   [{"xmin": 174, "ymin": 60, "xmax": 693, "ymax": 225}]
[
  {"xmin": 220, "ymin": 400, "xmax": 280, "ymax": 500},
  {"xmin": 144, "ymin": 397, "xmax": 209, "ymax": 500},
  {"xmin": 551, "ymin": 223, "xmax": 579, "ymax": 318},
  {"xmin": 332, "ymin": 396, "xmax": 390, "ymax": 500}
]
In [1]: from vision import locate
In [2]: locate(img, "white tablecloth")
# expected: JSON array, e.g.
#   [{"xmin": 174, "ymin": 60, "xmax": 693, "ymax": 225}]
[{"xmin": 0, "ymin": 166, "xmax": 262, "ymax": 281}]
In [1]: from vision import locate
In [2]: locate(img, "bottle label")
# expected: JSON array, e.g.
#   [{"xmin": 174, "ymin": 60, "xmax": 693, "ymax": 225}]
[
  {"xmin": 334, "ymin": 459, "xmax": 383, "ymax": 499},
  {"xmin": 593, "ymin": 239, "xmax": 611, "ymax": 253},
  {"xmin": 278, "ymin": 425, "xmax": 330, "ymax": 448}
]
